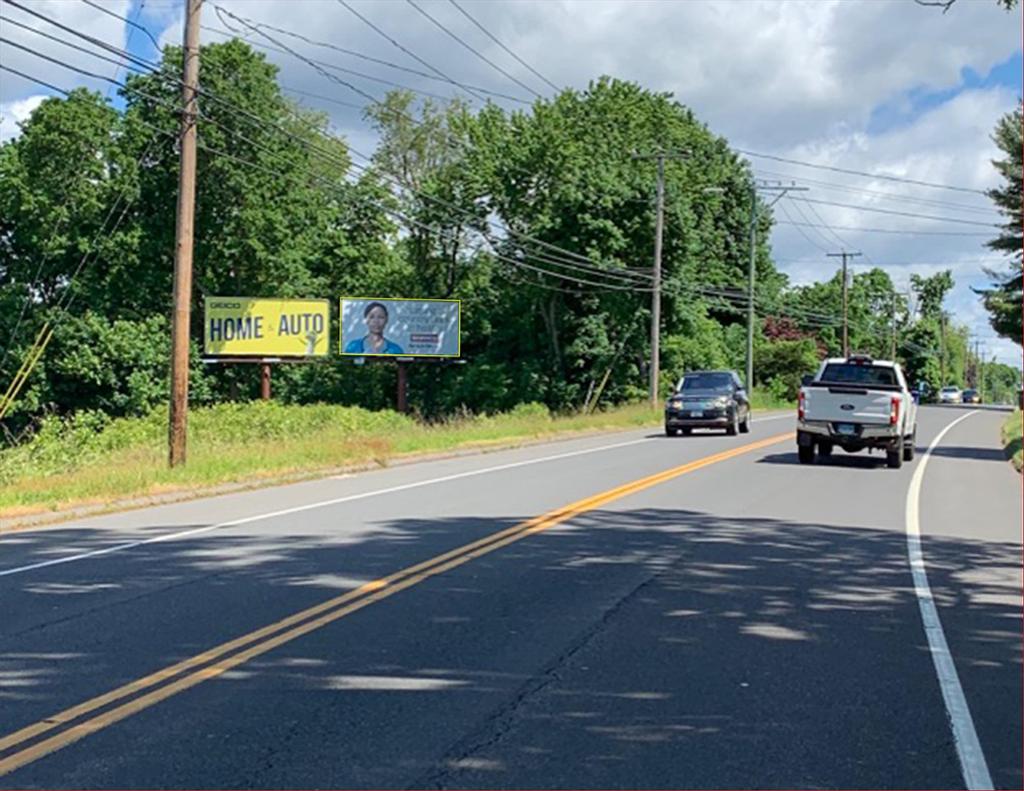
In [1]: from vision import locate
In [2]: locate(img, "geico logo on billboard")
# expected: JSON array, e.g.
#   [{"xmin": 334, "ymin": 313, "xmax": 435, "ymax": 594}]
[
  {"xmin": 340, "ymin": 297, "xmax": 461, "ymax": 358},
  {"xmin": 204, "ymin": 297, "xmax": 330, "ymax": 357}
]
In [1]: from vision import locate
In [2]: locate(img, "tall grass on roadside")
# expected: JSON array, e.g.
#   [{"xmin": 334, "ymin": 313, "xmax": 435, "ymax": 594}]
[
  {"xmin": 1002, "ymin": 410, "xmax": 1023, "ymax": 472},
  {"xmin": 0, "ymin": 395, "xmax": 792, "ymax": 519},
  {"xmin": 0, "ymin": 401, "xmax": 653, "ymax": 516}
]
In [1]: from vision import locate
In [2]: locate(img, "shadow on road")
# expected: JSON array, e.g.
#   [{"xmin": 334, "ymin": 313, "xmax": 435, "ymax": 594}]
[
  {"xmin": 928, "ymin": 445, "xmax": 1012, "ymax": 463},
  {"xmin": 0, "ymin": 503, "xmax": 1020, "ymax": 789},
  {"xmin": 757, "ymin": 450, "xmax": 897, "ymax": 469}
]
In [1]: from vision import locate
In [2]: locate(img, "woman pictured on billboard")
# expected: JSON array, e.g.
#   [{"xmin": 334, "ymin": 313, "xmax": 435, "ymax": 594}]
[{"xmin": 343, "ymin": 301, "xmax": 404, "ymax": 354}]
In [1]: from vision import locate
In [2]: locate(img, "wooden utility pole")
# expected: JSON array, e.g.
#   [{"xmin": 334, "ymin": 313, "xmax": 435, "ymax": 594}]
[
  {"xmin": 977, "ymin": 342, "xmax": 985, "ymax": 400},
  {"xmin": 939, "ymin": 312, "xmax": 946, "ymax": 387},
  {"xmin": 890, "ymin": 291, "xmax": 897, "ymax": 360},
  {"xmin": 827, "ymin": 251, "xmax": 861, "ymax": 357},
  {"xmin": 632, "ymin": 150, "xmax": 689, "ymax": 407},
  {"xmin": 168, "ymin": 0, "xmax": 202, "ymax": 467},
  {"xmin": 744, "ymin": 182, "xmax": 806, "ymax": 389},
  {"xmin": 651, "ymin": 153, "xmax": 665, "ymax": 408}
]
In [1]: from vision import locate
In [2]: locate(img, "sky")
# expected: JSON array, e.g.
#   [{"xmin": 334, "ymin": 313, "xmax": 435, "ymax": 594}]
[{"xmin": 1, "ymin": 0, "xmax": 1021, "ymax": 367}]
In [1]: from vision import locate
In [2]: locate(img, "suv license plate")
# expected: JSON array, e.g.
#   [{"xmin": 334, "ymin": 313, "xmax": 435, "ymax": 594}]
[
  {"xmin": 688, "ymin": 410, "xmax": 702, "ymax": 418},
  {"xmin": 836, "ymin": 423, "xmax": 857, "ymax": 436}
]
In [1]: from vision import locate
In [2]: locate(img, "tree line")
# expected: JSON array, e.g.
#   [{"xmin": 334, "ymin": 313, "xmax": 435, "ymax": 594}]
[{"xmin": 1, "ymin": 40, "xmax": 1020, "ymax": 439}]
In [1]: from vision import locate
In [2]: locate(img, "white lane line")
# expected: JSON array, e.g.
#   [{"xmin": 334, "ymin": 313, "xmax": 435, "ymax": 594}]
[
  {"xmin": 0, "ymin": 412, "xmax": 795, "ymax": 578},
  {"xmin": 905, "ymin": 409, "xmax": 993, "ymax": 791}
]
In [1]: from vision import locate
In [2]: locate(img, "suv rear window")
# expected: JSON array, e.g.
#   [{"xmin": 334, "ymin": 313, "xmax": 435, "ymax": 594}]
[{"xmin": 819, "ymin": 364, "xmax": 897, "ymax": 386}]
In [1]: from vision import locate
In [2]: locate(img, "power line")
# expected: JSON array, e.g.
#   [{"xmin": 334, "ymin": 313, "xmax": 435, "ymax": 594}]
[
  {"xmin": 4, "ymin": 0, "xmax": 159, "ymax": 73},
  {"xmin": 0, "ymin": 15, "xmax": 152, "ymax": 79},
  {"xmin": 405, "ymin": 0, "xmax": 539, "ymax": 99},
  {"xmin": 448, "ymin": 0, "xmax": 559, "ymax": 93},
  {"xmin": 738, "ymin": 149, "xmax": 989, "ymax": 196},
  {"xmin": 796, "ymin": 196, "xmax": 1001, "ymax": 228},
  {"xmin": 202, "ymin": 11, "xmax": 657, "ymax": 284},
  {"xmin": 7, "ymin": 17, "xmax": 634, "ymax": 293},
  {"xmin": 199, "ymin": 22, "xmax": 529, "ymax": 104},
  {"xmin": 280, "ymin": 84, "xmax": 364, "ymax": 112},
  {"xmin": 754, "ymin": 168, "xmax": 999, "ymax": 215},
  {"xmin": 209, "ymin": 8, "xmax": 405, "ymax": 108},
  {"xmin": 792, "ymin": 196, "xmax": 855, "ymax": 250},
  {"xmin": 333, "ymin": 0, "xmax": 488, "ymax": 103},
  {"xmin": 778, "ymin": 200, "xmax": 834, "ymax": 254},
  {"xmin": 776, "ymin": 219, "xmax": 992, "ymax": 237},
  {"xmin": 79, "ymin": 0, "xmax": 161, "ymax": 50},
  {"xmin": 0, "ymin": 68, "xmax": 168, "ymax": 419}
]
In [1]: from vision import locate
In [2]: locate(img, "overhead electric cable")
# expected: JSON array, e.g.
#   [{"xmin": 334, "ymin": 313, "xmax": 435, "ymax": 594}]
[
  {"xmin": 737, "ymin": 149, "xmax": 988, "ymax": 195},
  {"xmin": 448, "ymin": 0, "xmax": 559, "ymax": 92},
  {"xmin": 333, "ymin": 0, "xmax": 488, "ymax": 103},
  {"xmin": 405, "ymin": 0, "xmax": 539, "ymax": 98}
]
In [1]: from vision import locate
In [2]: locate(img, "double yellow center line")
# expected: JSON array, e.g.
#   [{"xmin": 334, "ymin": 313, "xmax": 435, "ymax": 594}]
[{"xmin": 0, "ymin": 431, "xmax": 791, "ymax": 777}]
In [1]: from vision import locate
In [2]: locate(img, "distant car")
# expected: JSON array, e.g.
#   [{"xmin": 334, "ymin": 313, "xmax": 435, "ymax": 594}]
[
  {"xmin": 665, "ymin": 370, "xmax": 750, "ymax": 436},
  {"xmin": 962, "ymin": 389, "xmax": 981, "ymax": 404},
  {"xmin": 939, "ymin": 386, "xmax": 962, "ymax": 404}
]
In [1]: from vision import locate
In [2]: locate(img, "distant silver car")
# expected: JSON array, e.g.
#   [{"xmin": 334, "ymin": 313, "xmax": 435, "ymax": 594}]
[{"xmin": 939, "ymin": 386, "xmax": 962, "ymax": 404}]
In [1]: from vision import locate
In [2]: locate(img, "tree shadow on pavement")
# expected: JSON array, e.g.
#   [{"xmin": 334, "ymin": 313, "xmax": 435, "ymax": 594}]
[
  {"xmin": 0, "ymin": 506, "xmax": 1019, "ymax": 790},
  {"xmin": 928, "ymin": 446, "xmax": 1013, "ymax": 463}
]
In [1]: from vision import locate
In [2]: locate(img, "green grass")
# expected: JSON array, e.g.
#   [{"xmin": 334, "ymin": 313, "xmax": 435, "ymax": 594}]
[
  {"xmin": 749, "ymin": 391, "xmax": 796, "ymax": 412},
  {"xmin": 0, "ymin": 396, "xmax": 793, "ymax": 520},
  {"xmin": 1002, "ymin": 410, "xmax": 1023, "ymax": 472}
]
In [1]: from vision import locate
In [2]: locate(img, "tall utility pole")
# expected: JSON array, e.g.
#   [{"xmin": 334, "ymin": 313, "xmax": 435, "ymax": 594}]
[
  {"xmin": 977, "ymin": 342, "xmax": 985, "ymax": 401},
  {"xmin": 168, "ymin": 0, "xmax": 202, "ymax": 467},
  {"xmin": 890, "ymin": 291, "xmax": 897, "ymax": 360},
  {"xmin": 633, "ymin": 150, "xmax": 688, "ymax": 407},
  {"xmin": 745, "ymin": 182, "xmax": 807, "ymax": 390},
  {"xmin": 827, "ymin": 250, "xmax": 861, "ymax": 357},
  {"xmin": 651, "ymin": 154, "xmax": 665, "ymax": 408},
  {"xmin": 939, "ymin": 312, "xmax": 947, "ymax": 387}
]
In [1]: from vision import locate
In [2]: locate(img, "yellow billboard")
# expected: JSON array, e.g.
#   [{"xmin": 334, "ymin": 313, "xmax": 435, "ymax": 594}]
[{"xmin": 204, "ymin": 297, "xmax": 330, "ymax": 357}]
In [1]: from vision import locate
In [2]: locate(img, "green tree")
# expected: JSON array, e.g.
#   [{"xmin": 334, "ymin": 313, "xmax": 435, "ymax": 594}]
[
  {"xmin": 978, "ymin": 100, "xmax": 1022, "ymax": 346},
  {"xmin": 449, "ymin": 77, "xmax": 776, "ymax": 408}
]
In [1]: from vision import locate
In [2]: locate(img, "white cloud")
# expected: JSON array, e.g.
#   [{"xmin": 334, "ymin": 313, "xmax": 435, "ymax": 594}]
[
  {"xmin": 0, "ymin": 94, "xmax": 45, "ymax": 142},
  {"xmin": 766, "ymin": 85, "xmax": 1018, "ymax": 364},
  {"xmin": 3, "ymin": 0, "xmax": 1021, "ymax": 363},
  {"xmin": 0, "ymin": 0, "xmax": 131, "ymax": 104}
]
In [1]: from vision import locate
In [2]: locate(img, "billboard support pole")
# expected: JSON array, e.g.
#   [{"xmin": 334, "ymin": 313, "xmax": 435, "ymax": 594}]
[
  {"xmin": 260, "ymin": 363, "xmax": 271, "ymax": 401},
  {"xmin": 397, "ymin": 362, "xmax": 408, "ymax": 413}
]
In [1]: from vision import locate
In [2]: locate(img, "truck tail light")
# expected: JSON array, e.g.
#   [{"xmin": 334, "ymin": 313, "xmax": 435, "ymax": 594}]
[
  {"xmin": 798, "ymin": 390, "xmax": 805, "ymax": 421},
  {"xmin": 890, "ymin": 396, "xmax": 900, "ymax": 426}
]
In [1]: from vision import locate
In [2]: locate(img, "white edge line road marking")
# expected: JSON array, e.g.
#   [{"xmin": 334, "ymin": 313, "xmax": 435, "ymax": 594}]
[
  {"xmin": 0, "ymin": 413, "xmax": 796, "ymax": 578},
  {"xmin": 906, "ymin": 409, "xmax": 993, "ymax": 791}
]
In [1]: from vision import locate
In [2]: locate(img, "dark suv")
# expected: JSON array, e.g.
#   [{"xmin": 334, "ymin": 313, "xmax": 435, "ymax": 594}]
[{"xmin": 664, "ymin": 370, "xmax": 751, "ymax": 436}]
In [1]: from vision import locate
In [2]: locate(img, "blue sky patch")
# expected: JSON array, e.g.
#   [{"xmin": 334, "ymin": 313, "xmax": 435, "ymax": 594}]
[{"xmin": 867, "ymin": 50, "xmax": 1022, "ymax": 136}]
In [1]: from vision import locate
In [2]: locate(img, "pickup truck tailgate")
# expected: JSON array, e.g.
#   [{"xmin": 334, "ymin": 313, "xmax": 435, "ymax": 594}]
[{"xmin": 804, "ymin": 386, "xmax": 893, "ymax": 424}]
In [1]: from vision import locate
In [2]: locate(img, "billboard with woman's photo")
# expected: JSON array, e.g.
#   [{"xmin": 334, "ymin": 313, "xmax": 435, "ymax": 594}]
[{"xmin": 339, "ymin": 298, "xmax": 461, "ymax": 358}]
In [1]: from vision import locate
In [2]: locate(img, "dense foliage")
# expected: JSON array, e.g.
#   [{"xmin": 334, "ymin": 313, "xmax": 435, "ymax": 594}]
[
  {"xmin": 1, "ymin": 40, "xmax": 1017, "ymax": 444},
  {"xmin": 979, "ymin": 100, "xmax": 1022, "ymax": 346}
]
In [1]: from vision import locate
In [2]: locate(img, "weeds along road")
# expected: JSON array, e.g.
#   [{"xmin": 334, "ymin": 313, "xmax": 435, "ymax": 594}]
[{"xmin": 0, "ymin": 406, "xmax": 1019, "ymax": 789}]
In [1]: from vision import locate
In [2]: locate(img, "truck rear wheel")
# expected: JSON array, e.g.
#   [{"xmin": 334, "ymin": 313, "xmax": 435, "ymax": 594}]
[
  {"xmin": 903, "ymin": 428, "xmax": 916, "ymax": 461},
  {"xmin": 887, "ymin": 437, "xmax": 904, "ymax": 469},
  {"xmin": 798, "ymin": 444, "xmax": 815, "ymax": 464},
  {"xmin": 818, "ymin": 442, "xmax": 833, "ymax": 458}
]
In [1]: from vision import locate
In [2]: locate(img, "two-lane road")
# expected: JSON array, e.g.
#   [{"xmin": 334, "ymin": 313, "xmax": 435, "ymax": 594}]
[{"xmin": 0, "ymin": 406, "xmax": 1019, "ymax": 789}]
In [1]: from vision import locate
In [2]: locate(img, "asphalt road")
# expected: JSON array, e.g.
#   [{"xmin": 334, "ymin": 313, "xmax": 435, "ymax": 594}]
[{"xmin": 0, "ymin": 406, "xmax": 1019, "ymax": 789}]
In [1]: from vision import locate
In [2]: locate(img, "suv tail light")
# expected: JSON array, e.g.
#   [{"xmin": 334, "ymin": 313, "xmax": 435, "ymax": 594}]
[
  {"xmin": 798, "ymin": 390, "xmax": 805, "ymax": 421},
  {"xmin": 890, "ymin": 396, "xmax": 900, "ymax": 426}
]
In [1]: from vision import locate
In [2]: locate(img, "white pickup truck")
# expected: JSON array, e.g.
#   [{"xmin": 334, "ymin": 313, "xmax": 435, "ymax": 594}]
[{"xmin": 797, "ymin": 355, "xmax": 918, "ymax": 468}]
